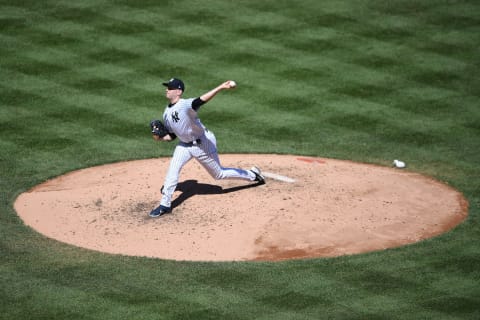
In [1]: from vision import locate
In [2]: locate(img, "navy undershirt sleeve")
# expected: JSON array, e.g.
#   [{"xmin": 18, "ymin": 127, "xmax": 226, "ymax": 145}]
[{"xmin": 192, "ymin": 97, "xmax": 206, "ymax": 111}]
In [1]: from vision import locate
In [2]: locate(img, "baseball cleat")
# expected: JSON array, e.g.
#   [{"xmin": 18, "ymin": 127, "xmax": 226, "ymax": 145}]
[
  {"xmin": 149, "ymin": 205, "xmax": 171, "ymax": 218},
  {"xmin": 250, "ymin": 166, "xmax": 265, "ymax": 184}
]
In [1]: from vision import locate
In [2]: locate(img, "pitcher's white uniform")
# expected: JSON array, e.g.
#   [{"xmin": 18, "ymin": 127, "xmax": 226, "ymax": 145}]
[{"xmin": 159, "ymin": 97, "xmax": 256, "ymax": 208}]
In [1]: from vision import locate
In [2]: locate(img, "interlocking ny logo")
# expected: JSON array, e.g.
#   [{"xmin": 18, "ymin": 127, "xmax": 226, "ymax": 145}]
[{"xmin": 171, "ymin": 111, "xmax": 180, "ymax": 123}]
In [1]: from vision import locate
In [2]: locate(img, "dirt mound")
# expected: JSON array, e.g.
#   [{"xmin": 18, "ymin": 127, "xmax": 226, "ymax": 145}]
[{"xmin": 14, "ymin": 155, "xmax": 467, "ymax": 261}]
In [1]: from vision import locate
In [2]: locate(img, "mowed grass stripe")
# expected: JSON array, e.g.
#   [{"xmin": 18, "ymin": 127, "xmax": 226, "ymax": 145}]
[
  {"xmin": 215, "ymin": 17, "xmax": 469, "ymax": 103},
  {"xmin": 8, "ymin": 0, "xmax": 457, "ymax": 117},
  {"xmin": 1, "ymin": 44, "xmax": 157, "ymax": 152},
  {"xmin": 11, "ymin": 20, "xmax": 221, "ymax": 89},
  {"xmin": 2, "ymin": 16, "xmax": 162, "ymax": 113},
  {"xmin": 2, "ymin": 0, "xmax": 474, "ymax": 159}
]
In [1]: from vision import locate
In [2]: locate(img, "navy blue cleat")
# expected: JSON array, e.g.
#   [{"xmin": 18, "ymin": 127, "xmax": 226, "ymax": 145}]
[
  {"xmin": 149, "ymin": 205, "xmax": 171, "ymax": 218},
  {"xmin": 250, "ymin": 166, "xmax": 265, "ymax": 184}
]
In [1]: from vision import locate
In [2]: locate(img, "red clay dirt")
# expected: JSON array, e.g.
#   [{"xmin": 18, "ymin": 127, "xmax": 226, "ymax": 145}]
[{"xmin": 14, "ymin": 154, "xmax": 468, "ymax": 262}]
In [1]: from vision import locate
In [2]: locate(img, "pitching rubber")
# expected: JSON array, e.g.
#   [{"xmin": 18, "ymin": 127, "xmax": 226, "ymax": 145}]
[{"xmin": 262, "ymin": 171, "xmax": 296, "ymax": 183}]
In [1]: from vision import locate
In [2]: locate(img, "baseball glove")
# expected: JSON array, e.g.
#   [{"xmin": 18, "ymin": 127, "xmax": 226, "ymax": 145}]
[{"xmin": 150, "ymin": 120, "xmax": 169, "ymax": 138}]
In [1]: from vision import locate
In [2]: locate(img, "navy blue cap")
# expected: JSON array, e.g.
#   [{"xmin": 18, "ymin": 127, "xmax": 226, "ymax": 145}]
[{"xmin": 162, "ymin": 78, "xmax": 185, "ymax": 91}]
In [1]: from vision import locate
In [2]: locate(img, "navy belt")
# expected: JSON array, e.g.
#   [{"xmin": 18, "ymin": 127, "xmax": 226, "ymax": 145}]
[{"xmin": 183, "ymin": 138, "xmax": 201, "ymax": 146}]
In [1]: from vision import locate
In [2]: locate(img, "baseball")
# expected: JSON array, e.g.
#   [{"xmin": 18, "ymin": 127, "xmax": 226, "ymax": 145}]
[
  {"xmin": 229, "ymin": 80, "xmax": 237, "ymax": 88},
  {"xmin": 393, "ymin": 159, "xmax": 406, "ymax": 168}
]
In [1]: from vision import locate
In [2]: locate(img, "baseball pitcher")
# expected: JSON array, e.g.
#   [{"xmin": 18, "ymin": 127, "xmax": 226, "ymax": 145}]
[{"xmin": 149, "ymin": 78, "xmax": 265, "ymax": 218}]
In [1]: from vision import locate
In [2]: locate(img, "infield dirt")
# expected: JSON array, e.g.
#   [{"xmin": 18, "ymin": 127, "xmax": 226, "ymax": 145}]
[{"xmin": 14, "ymin": 154, "xmax": 468, "ymax": 261}]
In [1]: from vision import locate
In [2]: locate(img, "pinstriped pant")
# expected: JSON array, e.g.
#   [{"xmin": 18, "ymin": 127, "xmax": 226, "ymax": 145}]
[{"xmin": 160, "ymin": 130, "xmax": 255, "ymax": 208}]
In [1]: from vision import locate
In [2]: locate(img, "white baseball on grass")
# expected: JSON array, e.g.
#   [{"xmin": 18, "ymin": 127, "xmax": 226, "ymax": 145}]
[
  {"xmin": 229, "ymin": 80, "xmax": 237, "ymax": 88},
  {"xmin": 393, "ymin": 159, "xmax": 406, "ymax": 168}
]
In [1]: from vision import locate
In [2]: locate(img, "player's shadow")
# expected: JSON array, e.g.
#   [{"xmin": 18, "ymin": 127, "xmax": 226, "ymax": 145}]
[{"xmin": 171, "ymin": 179, "xmax": 263, "ymax": 209}]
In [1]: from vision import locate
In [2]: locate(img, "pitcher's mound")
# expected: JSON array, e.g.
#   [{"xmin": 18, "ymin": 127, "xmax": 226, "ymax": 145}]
[{"xmin": 14, "ymin": 154, "xmax": 467, "ymax": 261}]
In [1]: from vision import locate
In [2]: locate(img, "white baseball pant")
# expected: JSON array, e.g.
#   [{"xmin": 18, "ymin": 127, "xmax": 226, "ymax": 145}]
[{"xmin": 160, "ymin": 130, "xmax": 255, "ymax": 208}]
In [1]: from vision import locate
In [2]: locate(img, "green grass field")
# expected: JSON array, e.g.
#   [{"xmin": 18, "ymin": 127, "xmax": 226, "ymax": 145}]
[{"xmin": 1, "ymin": 0, "xmax": 479, "ymax": 319}]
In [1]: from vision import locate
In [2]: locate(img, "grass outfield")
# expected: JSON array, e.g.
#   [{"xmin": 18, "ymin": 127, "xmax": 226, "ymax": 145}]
[{"xmin": 1, "ymin": 0, "xmax": 479, "ymax": 319}]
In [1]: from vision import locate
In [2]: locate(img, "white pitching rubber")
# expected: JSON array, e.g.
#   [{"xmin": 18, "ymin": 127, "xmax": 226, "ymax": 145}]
[{"xmin": 262, "ymin": 171, "xmax": 296, "ymax": 183}]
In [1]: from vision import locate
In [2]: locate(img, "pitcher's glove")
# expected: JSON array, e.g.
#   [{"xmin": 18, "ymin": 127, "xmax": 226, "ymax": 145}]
[{"xmin": 150, "ymin": 120, "xmax": 169, "ymax": 138}]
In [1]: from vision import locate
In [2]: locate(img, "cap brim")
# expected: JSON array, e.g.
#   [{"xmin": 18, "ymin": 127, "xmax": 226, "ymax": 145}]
[{"xmin": 162, "ymin": 83, "xmax": 182, "ymax": 90}]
